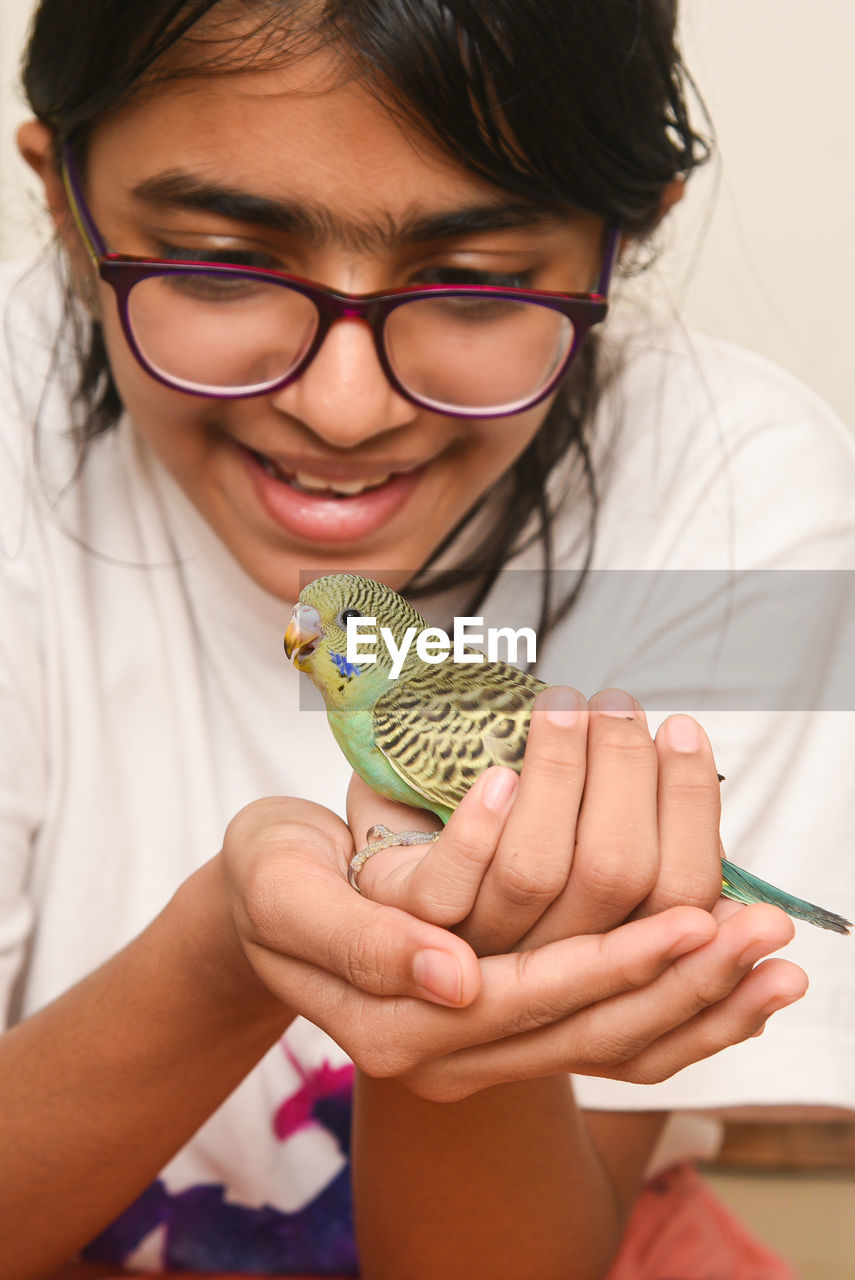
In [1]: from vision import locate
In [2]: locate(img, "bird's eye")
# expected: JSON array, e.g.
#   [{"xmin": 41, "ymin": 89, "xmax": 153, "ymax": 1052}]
[{"xmin": 339, "ymin": 608, "xmax": 363, "ymax": 626}]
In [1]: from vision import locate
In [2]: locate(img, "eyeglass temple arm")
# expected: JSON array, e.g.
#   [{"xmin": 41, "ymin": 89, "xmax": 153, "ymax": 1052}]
[
  {"xmin": 60, "ymin": 143, "xmax": 107, "ymax": 265},
  {"xmin": 595, "ymin": 226, "xmax": 621, "ymax": 298}
]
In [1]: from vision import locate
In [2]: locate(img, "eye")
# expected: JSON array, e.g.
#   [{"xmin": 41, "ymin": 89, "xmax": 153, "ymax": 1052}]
[
  {"xmin": 339, "ymin": 608, "xmax": 363, "ymax": 626},
  {"xmin": 415, "ymin": 266, "xmax": 532, "ymax": 289}
]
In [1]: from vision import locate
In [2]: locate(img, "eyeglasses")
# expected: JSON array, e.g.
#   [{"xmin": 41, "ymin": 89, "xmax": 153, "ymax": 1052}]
[{"xmin": 61, "ymin": 144, "xmax": 619, "ymax": 419}]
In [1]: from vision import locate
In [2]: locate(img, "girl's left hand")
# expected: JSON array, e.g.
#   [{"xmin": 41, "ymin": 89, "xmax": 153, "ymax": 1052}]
[
  {"xmin": 349, "ymin": 686, "xmax": 735, "ymax": 955},
  {"xmin": 345, "ymin": 686, "xmax": 808, "ymax": 1096}
]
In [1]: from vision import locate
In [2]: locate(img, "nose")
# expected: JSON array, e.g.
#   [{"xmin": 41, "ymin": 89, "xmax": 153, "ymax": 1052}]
[{"xmin": 270, "ymin": 315, "xmax": 418, "ymax": 447}]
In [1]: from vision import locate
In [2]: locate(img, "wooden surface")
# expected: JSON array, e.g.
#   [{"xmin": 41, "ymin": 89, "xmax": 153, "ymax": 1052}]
[{"xmin": 714, "ymin": 1121, "xmax": 855, "ymax": 1172}]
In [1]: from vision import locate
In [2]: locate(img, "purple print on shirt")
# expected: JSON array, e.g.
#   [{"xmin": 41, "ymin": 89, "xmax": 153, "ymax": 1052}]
[{"xmin": 82, "ymin": 1050, "xmax": 358, "ymax": 1275}]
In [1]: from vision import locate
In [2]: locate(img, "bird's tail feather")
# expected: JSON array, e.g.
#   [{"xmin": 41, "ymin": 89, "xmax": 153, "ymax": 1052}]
[{"xmin": 721, "ymin": 858, "xmax": 851, "ymax": 935}]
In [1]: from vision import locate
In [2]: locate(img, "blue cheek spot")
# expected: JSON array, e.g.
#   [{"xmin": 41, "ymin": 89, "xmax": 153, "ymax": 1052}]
[{"xmin": 331, "ymin": 650, "xmax": 361, "ymax": 679}]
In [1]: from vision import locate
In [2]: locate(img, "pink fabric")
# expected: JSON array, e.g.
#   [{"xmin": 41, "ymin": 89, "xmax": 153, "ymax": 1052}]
[{"xmin": 605, "ymin": 1162, "xmax": 799, "ymax": 1280}]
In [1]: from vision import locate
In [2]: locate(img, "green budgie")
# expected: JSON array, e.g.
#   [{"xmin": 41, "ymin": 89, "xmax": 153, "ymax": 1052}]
[{"xmin": 284, "ymin": 573, "xmax": 851, "ymax": 934}]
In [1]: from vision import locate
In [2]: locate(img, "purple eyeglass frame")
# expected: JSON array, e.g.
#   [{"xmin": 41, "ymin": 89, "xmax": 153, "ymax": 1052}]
[{"xmin": 61, "ymin": 143, "xmax": 620, "ymax": 418}]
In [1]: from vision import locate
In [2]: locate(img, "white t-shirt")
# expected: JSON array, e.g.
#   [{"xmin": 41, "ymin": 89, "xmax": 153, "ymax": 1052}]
[{"xmin": 2, "ymin": 255, "xmax": 854, "ymax": 1272}]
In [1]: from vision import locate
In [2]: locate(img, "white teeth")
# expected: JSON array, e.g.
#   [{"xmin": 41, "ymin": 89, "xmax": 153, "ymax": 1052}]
[
  {"xmin": 292, "ymin": 470, "xmax": 392, "ymax": 496},
  {"xmin": 252, "ymin": 449, "xmax": 393, "ymax": 495},
  {"xmin": 293, "ymin": 471, "xmax": 333, "ymax": 491}
]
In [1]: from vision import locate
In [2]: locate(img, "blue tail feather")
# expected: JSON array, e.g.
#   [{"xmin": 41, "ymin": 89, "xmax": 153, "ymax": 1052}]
[{"xmin": 720, "ymin": 857, "xmax": 851, "ymax": 935}]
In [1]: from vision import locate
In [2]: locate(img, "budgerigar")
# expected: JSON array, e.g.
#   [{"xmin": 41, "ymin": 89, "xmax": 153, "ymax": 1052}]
[{"xmin": 284, "ymin": 573, "xmax": 851, "ymax": 934}]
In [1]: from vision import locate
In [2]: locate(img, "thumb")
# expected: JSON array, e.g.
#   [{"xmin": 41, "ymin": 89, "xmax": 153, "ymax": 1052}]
[{"xmin": 245, "ymin": 846, "xmax": 482, "ymax": 1009}]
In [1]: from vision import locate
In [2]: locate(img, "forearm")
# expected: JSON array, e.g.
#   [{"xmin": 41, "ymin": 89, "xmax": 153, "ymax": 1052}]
[
  {"xmin": 352, "ymin": 1070, "xmax": 663, "ymax": 1280},
  {"xmin": 0, "ymin": 855, "xmax": 293, "ymax": 1280}
]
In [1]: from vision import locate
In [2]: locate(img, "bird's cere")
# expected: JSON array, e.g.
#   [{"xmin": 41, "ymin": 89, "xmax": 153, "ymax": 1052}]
[{"xmin": 345, "ymin": 615, "xmax": 537, "ymax": 679}]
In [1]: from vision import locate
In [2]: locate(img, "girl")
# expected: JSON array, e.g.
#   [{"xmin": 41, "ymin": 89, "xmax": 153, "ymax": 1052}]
[{"xmin": 2, "ymin": 2, "xmax": 853, "ymax": 1277}]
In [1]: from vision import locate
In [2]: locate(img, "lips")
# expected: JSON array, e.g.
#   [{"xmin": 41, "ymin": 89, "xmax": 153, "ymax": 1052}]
[{"xmin": 239, "ymin": 443, "xmax": 424, "ymax": 545}]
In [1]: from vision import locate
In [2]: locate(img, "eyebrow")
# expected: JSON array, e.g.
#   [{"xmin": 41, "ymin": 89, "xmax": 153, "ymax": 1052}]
[{"xmin": 129, "ymin": 171, "xmax": 559, "ymax": 253}]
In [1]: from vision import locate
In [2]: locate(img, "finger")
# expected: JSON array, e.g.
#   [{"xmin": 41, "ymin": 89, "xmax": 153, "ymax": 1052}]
[
  {"xmin": 237, "ymin": 824, "xmax": 481, "ymax": 1009},
  {"xmin": 288, "ymin": 905, "xmax": 720, "ymax": 1078},
  {"xmin": 559, "ymin": 901, "xmax": 797, "ymax": 1064},
  {"xmin": 346, "ymin": 771, "xmax": 443, "ymax": 896},
  {"xmin": 404, "ymin": 903, "xmax": 797, "ymax": 1098},
  {"xmin": 635, "ymin": 715, "xmax": 722, "ymax": 916},
  {"xmin": 377, "ymin": 768, "xmax": 520, "ymax": 926},
  {"xmin": 347, "ymin": 769, "xmax": 520, "ymax": 926},
  {"xmin": 414, "ymin": 953, "xmax": 806, "ymax": 1101},
  {"xmin": 550, "ymin": 689, "xmax": 659, "ymax": 937},
  {"xmin": 458, "ymin": 686, "xmax": 588, "ymax": 954},
  {"xmin": 611, "ymin": 956, "xmax": 808, "ymax": 1085}
]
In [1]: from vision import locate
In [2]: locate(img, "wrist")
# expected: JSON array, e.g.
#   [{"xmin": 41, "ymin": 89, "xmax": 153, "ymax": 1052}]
[{"xmin": 171, "ymin": 853, "xmax": 295, "ymax": 1037}]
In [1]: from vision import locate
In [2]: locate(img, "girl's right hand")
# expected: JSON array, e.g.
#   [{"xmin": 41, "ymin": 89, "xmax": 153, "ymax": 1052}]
[{"xmin": 219, "ymin": 796, "xmax": 805, "ymax": 1102}]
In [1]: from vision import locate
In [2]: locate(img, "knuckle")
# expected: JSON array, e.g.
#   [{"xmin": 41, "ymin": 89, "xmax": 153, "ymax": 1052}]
[
  {"xmin": 650, "ymin": 864, "xmax": 723, "ymax": 914},
  {"xmin": 594, "ymin": 725, "xmax": 657, "ymax": 767},
  {"xmin": 683, "ymin": 966, "xmax": 735, "ymax": 1009},
  {"xmin": 409, "ymin": 887, "xmax": 467, "ymax": 927},
  {"xmin": 493, "ymin": 852, "xmax": 570, "ymax": 909},
  {"xmin": 523, "ymin": 742, "xmax": 586, "ymax": 787},
  {"xmin": 583, "ymin": 1025, "xmax": 640, "ymax": 1067},
  {"xmin": 444, "ymin": 825, "xmax": 493, "ymax": 871},
  {"xmin": 355, "ymin": 1041, "xmax": 409, "ymax": 1078},
  {"xmin": 665, "ymin": 775, "xmax": 722, "ymax": 819},
  {"xmin": 404, "ymin": 1064, "xmax": 469, "ymax": 1103},
  {"xmin": 574, "ymin": 845, "xmax": 658, "ymax": 913},
  {"xmin": 326, "ymin": 922, "xmax": 389, "ymax": 993},
  {"xmin": 623, "ymin": 1057, "xmax": 673, "ymax": 1085},
  {"xmin": 350, "ymin": 1011, "xmax": 420, "ymax": 1078},
  {"xmin": 239, "ymin": 862, "xmax": 288, "ymax": 942}
]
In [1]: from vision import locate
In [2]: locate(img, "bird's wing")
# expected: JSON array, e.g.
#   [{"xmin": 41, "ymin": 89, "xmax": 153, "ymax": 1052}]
[{"xmin": 372, "ymin": 657, "xmax": 545, "ymax": 812}]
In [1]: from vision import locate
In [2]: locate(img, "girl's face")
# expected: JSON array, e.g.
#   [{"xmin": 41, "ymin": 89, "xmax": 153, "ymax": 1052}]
[{"xmin": 50, "ymin": 51, "xmax": 606, "ymax": 602}]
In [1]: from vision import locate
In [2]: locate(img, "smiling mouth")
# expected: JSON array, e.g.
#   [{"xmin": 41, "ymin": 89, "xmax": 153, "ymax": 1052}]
[{"xmin": 245, "ymin": 446, "xmax": 398, "ymax": 497}]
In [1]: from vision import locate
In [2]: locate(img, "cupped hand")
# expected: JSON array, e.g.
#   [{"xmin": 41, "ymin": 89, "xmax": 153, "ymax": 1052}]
[
  {"xmin": 220, "ymin": 796, "xmax": 482, "ymax": 1009},
  {"xmin": 221, "ymin": 796, "xmax": 805, "ymax": 1099},
  {"xmin": 347, "ymin": 686, "xmax": 726, "ymax": 954}
]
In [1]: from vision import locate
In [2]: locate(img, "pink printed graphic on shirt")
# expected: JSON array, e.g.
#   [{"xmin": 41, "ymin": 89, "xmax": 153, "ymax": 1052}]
[{"xmin": 274, "ymin": 1042, "xmax": 355, "ymax": 1142}]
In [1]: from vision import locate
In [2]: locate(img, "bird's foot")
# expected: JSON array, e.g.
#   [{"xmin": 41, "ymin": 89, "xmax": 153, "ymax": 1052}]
[{"xmin": 349, "ymin": 824, "xmax": 440, "ymax": 892}]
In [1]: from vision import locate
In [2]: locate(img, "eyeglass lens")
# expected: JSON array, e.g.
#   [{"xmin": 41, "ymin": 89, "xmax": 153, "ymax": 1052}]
[{"xmin": 126, "ymin": 273, "xmax": 576, "ymax": 410}]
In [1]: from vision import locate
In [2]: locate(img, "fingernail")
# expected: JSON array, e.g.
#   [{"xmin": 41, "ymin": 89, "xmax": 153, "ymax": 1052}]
[
  {"xmin": 664, "ymin": 715, "xmax": 702, "ymax": 752},
  {"xmin": 541, "ymin": 686, "xmax": 584, "ymax": 727},
  {"xmin": 413, "ymin": 949, "xmax": 464, "ymax": 1005},
  {"xmin": 591, "ymin": 688, "xmax": 639, "ymax": 718},
  {"xmin": 482, "ymin": 767, "xmax": 518, "ymax": 812}
]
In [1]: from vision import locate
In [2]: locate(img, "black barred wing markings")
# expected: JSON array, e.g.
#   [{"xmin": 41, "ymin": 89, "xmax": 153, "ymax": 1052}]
[{"xmin": 372, "ymin": 657, "xmax": 546, "ymax": 812}]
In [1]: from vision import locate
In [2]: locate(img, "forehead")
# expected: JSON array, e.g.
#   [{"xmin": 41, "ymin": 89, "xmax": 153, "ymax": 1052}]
[{"xmin": 86, "ymin": 50, "xmax": 515, "ymax": 226}]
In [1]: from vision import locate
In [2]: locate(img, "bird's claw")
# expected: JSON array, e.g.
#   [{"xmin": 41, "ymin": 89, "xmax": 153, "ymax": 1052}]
[{"xmin": 349, "ymin": 824, "xmax": 440, "ymax": 892}]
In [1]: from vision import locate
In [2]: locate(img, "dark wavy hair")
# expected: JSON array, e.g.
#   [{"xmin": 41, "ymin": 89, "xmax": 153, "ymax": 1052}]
[{"xmin": 20, "ymin": 0, "xmax": 710, "ymax": 628}]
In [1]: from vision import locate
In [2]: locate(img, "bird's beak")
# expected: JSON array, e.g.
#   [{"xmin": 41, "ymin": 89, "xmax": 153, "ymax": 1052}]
[{"xmin": 284, "ymin": 603, "xmax": 323, "ymax": 670}]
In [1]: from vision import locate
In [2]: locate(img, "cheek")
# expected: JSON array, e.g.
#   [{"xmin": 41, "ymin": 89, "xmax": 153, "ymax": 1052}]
[
  {"xmin": 456, "ymin": 403, "xmax": 551, "ymax": 496},
  {"xmin": 97, "ymin": 301, "xmax": 227, "ymax": 463}
]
